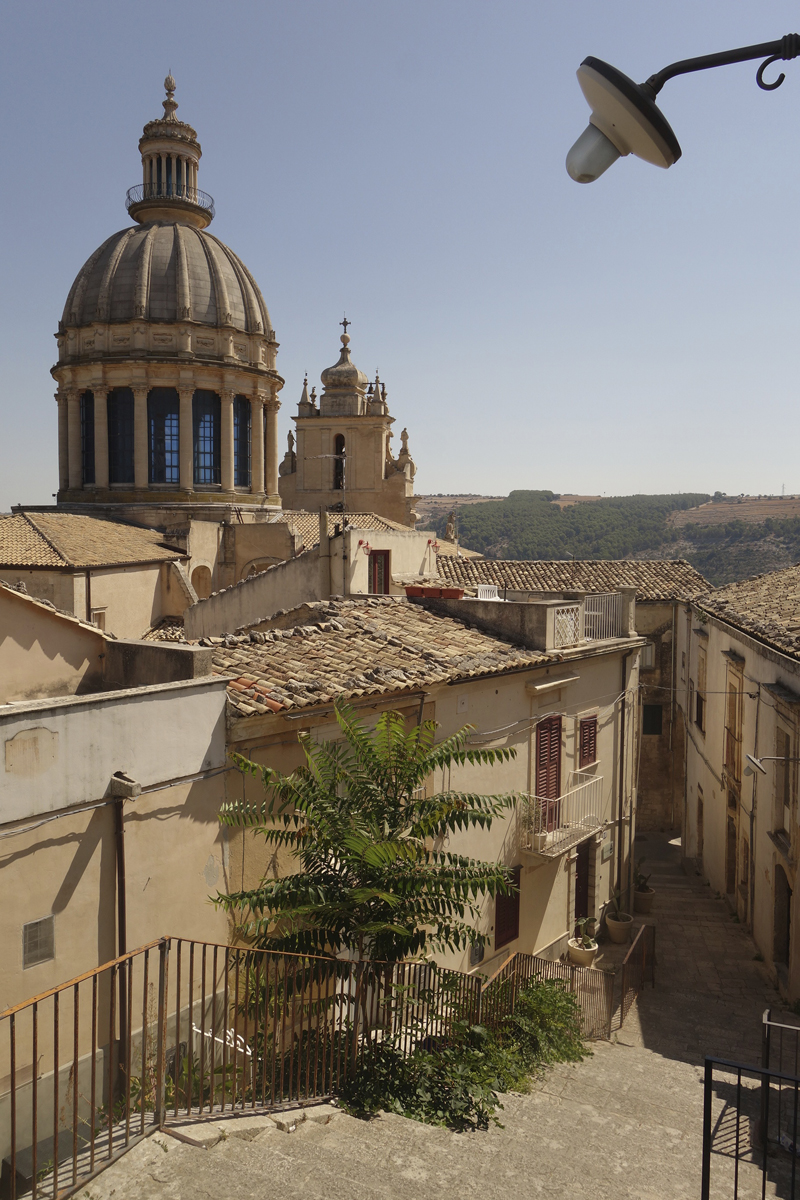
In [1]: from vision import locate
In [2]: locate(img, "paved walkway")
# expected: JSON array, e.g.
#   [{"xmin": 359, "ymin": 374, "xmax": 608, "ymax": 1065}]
[{"xmin": 83, "ymin": 834, "xmax": 788, "ymax": 1200}]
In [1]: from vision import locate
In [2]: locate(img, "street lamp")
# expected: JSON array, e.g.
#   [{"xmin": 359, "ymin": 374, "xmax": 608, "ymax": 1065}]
[{"xmin": 566, "ymin": 33, "xmax": 800, "ymax": 183}]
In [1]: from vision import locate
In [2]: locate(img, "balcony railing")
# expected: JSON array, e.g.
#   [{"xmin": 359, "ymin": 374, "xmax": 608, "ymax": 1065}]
[
  {"xmin": 520, "ymin": 770, "xmax": 607, "ymax": 856},
  {"xmin": 126, "ymin": 182, "xmax": 216, "ymax": 218},
  {"xmin": 584, "ymin": 592, "xmax": 624, "ymax": 641}
]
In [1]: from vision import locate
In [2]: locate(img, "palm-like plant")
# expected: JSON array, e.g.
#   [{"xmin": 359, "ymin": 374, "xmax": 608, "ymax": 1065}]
[{"xmin": 215, "ymin": 701, "xmax": 518, "ymax": 962}]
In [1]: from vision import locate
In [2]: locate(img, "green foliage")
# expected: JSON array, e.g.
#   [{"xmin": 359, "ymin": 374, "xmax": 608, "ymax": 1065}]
[
  {"xmin": 574, "ymin": 916, "xmax": 597, "ymax": 948},
  {"xmin": 215, "ymin": 701, "xmax": 517, "ymax": 961},
  {"xmin": 634, "ymin": 858, "xmax": 652, "ymax": 893},
  {"xmin": 432, "ymin": 492, "xmax": 710, "ymax": 560},
  {"xmin": 339, "ymin": 979, "xmax": 587, "ymax": 1131}
]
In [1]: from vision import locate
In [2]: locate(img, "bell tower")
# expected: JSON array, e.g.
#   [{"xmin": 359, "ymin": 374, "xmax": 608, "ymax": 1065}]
[{"xmin": 278, "ymin": 324, "xmax": 416, "ymax": 526}]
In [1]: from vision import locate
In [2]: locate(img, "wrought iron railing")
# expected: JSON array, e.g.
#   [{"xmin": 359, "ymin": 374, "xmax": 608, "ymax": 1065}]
[
  {"xmin": 125, "ymin": 183, "xmax": 215, "ymax": 217},
  {"xmin": 520, "ymin": 771, "xmax": 607, "ymax": 856},
  {"xmin": 619, "ymin": 922, "xmax": 656, "ymax": 1026},
  {"xmin": 584, "ymin": 592, "xmax": 624, "ymax": 641}
]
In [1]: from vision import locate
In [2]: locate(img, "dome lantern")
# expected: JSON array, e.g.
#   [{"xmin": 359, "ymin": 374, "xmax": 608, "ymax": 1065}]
[{"xmin": 125, "ymin": 75, "xmax": 214, "ymax": 230}]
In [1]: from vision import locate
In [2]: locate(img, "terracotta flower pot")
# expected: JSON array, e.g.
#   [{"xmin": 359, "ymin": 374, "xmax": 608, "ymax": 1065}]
[
  {"xmin": 605, "ymin": 912, "xmax": 633, "ymax": 944},
  {"xmin": 568, "ymin": 939, "xmax": 599, "ymax": 968},
  {"xmin": 634, "ymin": 888, "xmax": 655, "ymax": 914},
  {"xmin": 404, "ymin": 586, "xmax": 424, "ymax": 597},
  {"xmin": 440, "ymin": 587, "xmax": 464, "ymax": 599}
]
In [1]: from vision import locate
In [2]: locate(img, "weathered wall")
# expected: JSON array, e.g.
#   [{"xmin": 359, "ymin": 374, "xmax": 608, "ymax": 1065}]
[
  {"xmin": 0, "ymin": 588, "xmax": 106, "ymax": 702},
  {"xmin": 233, "ymin": 522, "xmax": 302, "ymax": 582},
  {"xmin": 336, "ymin": 529, "xmax": 438, "ymax": 594},
  {"xmin": 84, "ymin": 563, "xmax": 165, "ymax": 638},
  {"xmin": 0, "ymin": 677, "xmax": 228, "ymax": 823},
  {"xmin": 680, "ymin": 605, "xmax": 800, "ymax": 1002},
  {"xmin": 184, "ymin": 549, "xmax": 325, "ymax": 639},
  {"xmin": 0, "ymin": 569, "xmax": 78, "ymax": 612},
  {"xmin": 635, "ymin": 601, "xmax": 683, "ymax": 831}
]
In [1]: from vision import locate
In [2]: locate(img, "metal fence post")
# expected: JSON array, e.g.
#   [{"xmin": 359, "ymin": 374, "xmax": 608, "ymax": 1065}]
[
  {"xmin": 154, "ymin": 938, "xmax": 170, "ymax": 1127},
  {"xmin": 759, "ymin": 1008, "xmax": 772, "ymax": 1155},
  {"xmin": 701, "ymin": 1057, "xmax": 713, "ymax": 1200}
]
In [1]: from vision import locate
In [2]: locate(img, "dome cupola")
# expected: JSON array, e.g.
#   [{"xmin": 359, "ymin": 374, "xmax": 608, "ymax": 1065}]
[
  {"xmin": 126, "ymin": 75, "xmax": 213, "ymax": 230},
  {"xmin": 51, "ymin": 77, "xmax": 284, "ymax": 511},
  {"xmin": 319, "ymin": 321, "xmax": 369, "ymax": 416}
]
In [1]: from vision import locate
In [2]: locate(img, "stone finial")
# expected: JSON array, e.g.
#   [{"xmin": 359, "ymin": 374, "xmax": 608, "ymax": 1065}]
[{"xmin": 163, "ymin": 73, "xmax": 178, "ymax": 121}]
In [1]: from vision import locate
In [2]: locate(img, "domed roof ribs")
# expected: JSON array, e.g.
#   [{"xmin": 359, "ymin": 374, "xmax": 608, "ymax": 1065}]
[
  {"xmin": 209, "ymin": 234, "xmax": 260, "ymax": 334},
  {"xmin": 133, "ymin": 224, "xmax": 157, "ymax": 319},
  {"xmin": 96, "ymin": 228, "xmax": 136, "ymax": 321},
  {"xmin": 233, "ymin": 257, "xmax": 272, "ymax": 336},
  {"xmin": 174, "ymin": 224, "xmax": 192, "ymax": 320},
  {"xmin": 63, "ymin": 234, "xmax": 116, "ymax": 326},
  {"xmin": 199, "ymin": 234, "xmax": 231, "ymax": 326}
]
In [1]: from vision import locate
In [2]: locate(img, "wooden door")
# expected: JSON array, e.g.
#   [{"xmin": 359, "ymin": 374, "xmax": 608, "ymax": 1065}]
[{"xmin": 536, "ymin": 716, "xmax": 562, "ymax": 831}]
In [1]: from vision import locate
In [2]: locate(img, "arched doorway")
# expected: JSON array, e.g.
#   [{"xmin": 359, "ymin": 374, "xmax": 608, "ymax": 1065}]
[
  {"xmin": 774, "ymin": 864, "xmax": 792, "ymax": 967},
  {"xmin": 191, "ymin": 566, "xmax": 212, "ymax": 600}
]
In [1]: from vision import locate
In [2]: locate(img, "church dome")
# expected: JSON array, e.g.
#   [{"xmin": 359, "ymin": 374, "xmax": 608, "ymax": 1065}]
[{"xmin": 61, "ymin": 222, "xmax": 272, "ymax": 335}]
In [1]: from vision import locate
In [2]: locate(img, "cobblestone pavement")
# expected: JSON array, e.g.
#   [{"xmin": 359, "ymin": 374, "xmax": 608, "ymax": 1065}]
[{"xmin": 83, "ymin": 834, "xmax": 788, "ymax": 1200}]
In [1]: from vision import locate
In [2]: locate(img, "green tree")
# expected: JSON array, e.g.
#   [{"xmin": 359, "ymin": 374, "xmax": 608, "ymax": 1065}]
[{"xmin": 215, "ymin": 701, "xmax": 517, "ymax": 962}]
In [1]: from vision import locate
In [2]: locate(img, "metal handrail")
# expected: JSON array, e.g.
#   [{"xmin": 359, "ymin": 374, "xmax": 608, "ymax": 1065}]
[{"xmin": 125, "ymin": 182, "xmax": 215, "ymax": 217}]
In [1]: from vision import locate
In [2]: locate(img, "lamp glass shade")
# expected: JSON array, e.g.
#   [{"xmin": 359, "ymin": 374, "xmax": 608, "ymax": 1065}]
[{"xmin": 566, "ymin": 123, "xmax": 621, "ymax": 183}]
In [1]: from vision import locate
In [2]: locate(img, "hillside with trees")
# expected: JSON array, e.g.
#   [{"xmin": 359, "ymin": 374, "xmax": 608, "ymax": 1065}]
[{"xmin": 426, "ymin": 491, "xmax": 800, "ymax": 585}]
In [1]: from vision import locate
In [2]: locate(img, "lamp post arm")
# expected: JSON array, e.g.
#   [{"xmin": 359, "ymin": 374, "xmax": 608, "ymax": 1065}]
[{"xmin": 643, "ymin": 33, "xmax": 800, "ymax": 98}]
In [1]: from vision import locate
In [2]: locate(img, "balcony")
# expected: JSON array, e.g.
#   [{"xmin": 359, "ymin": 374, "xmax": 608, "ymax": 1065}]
[
  {"xmin": 126, "ymin": 182, "xmax": 216, "ymax": 221},
  {"xmin": 520, "ymin": 770, "xmax": 608, "ymax": 857}
]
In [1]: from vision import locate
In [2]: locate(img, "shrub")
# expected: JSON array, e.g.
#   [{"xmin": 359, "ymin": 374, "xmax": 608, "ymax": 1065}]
[{"xmin": 339, "ymin": 978, "xmax": 588, "ymax": 1131}]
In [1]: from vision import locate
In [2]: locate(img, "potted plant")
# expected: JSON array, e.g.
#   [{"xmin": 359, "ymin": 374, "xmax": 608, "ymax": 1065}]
[
  {"xmin": 568, "ymin": 917, "xmax": 599, "ymax": 967},
  {"xmin": 604, "ymin": 890, "xmax": 633, "ymax": 944},
  {"xmin": 633, "ymin": 858, "xmax": 655, "ymax": 914}
]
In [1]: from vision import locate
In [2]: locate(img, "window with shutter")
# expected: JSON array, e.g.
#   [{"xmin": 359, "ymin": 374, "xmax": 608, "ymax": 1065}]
[
  {"xmin": 536, "ymin": 716, "xmax": 562, "ymax": 832},
  {"xmin": 579, "ymin": 716, "xmax": 597, "ymax": 767},
  {"xmin": 495, "ymin": 866, "xmax": 521, "ymax": 949}
]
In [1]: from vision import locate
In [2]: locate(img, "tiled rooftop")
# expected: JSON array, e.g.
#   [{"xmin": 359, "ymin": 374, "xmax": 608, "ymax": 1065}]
[
  {"xmin": 697, "ymin": 564, "xmax": 800, "ymax": 661},
  {"xmin": 278, "ymin": 511, "xmax": 410, "ymax": 550},
  {"xmin": 207, "ymin": 596, "xmax": 554, "ymax": 718},
  {"xmin": 0, "ymin": 513, "xmax": 184, "ymax": 569},
  {"xmin": 142, "ymin": 617, "xmax": 187, "ymax": 642},
  {"xmin": 437, "ymin": 557, "xmax": 709, "ymax": 602}
]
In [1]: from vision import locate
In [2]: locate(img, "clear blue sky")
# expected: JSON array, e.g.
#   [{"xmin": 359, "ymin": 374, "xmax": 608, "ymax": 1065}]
[{"xmin": 1, "ymin": 1, "xmax": 799, "ymax": 511}]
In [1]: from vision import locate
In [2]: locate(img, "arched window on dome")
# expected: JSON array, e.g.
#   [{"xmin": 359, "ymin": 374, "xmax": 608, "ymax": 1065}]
[
  {"xmin": 193, "ymin": 391, "xmax": 221, "ymax": 486},
  {"xmin": 148, "ymin": 388, "xmax": 180, "ymax": 485},
  {"xmin": 233, "ymin": 395, "xmax": 251, "ymax": 487},
  {"xmin": 107, "ymin": 389, "xmax": 134, "ymax": 484},
  {"xmin": 80, "ymin": 392, "xmax": 95, "ymax": 486},
  {"xmin": 333, "ymin": 434, "xmax": 345, "ymax": 490}
]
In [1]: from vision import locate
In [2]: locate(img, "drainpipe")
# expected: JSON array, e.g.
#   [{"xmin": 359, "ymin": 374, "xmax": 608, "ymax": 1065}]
[
  {"xmin": 617, "ymin": 650, "xmax": 633, "ymax": 909},
  {"xmin": 670, "ymin": 602, "xmax": 676, "ymax": 826},
  {"xmin": 750, "ymin": 685, "xmax": 761, "ymax": 934},
  {"xmin": 318, "ymin": 505, "xmax": 331, "ymax": 600},
  {"xmin": 85, "ymin": 570, "xmax": 92, "ymax": 622},
  {"xmin": 110, "ymin": 773, "xmax": 140, "ymax": 1077}
]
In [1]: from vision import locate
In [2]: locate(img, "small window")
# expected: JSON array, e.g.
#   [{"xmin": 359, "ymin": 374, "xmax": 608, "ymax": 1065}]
[
  {"xmin": 578, "ymin": 716, "xmax": 597, "ymax": 767},
  {"xmin": 642, "ymin": 704, "xmax": 663, "ymax": 736},
  {"xmin": 495, "ymin": 866, "xmax": 521, "ymax": 949},
  {"xmin": 469, "ymin": 943, "xmax": 485, "ymax": 968},
  {"xmin": 695, "ymin": 645, "xmax": 707, "ymax": 734},
  {"xmin": 91, "ymin": 609, "xmax": 106, "ymax": 631},
  {"xmin": 640, "ymin": 641, "xmax": 655, "ymax": 671},
  {"xmin": 333, "ymin": 434, "xmax": 345, "ymax": 490},
  {"xmin": 369, "ymin": 550, "xmax": 390, "ymax": 595},
  {"xmin": 23, "ymin": 916, "xmax": 55, "ymax": 969}
]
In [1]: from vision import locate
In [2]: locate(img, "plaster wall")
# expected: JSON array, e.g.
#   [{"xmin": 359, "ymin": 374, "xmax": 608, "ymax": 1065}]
[
  {"xmin": 0, "ymin": 677, "xmax": 228, "ymax": 823},
  {"xmin": 680, "ymin": 605, "xmax": 800, "ymax": 1001},
  {"xmin": 184, "ymin": 549, "xmax": 325, "ymax": 638},
  {"xmin": 337, "ymin": 529, "xmax": 438, "ymax": 595},
  {"xmin": 0, "ymin": 589, "xmax": 106, "ymax": 702},
  {"xmin": 85, "ymin": 563, "xmax": 165, "ymax": 638}
]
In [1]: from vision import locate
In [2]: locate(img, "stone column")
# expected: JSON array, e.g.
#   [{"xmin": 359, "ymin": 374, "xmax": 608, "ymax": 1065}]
[
  {"xmin": 67, "ymin": 390, "xmax": 82, "ymax": 489},
  {"xmin": 159, "ymin": 153, "xmax": 165, "ymax": 195},
  {"xmin": 94, "ymin": 389, "xmax": 109, "ymax": 488},
  {"xmin": 264, "ymin": 396, "xmax": 280, "ymax": 502},
  {"xmin": 56, "ymin": 391, "xmax": 69, "ymax": 491},
  {"xmin": 220, "ymin": 390, "xmax": 235, "ymax": 493},
  {"xmin": 133, "ymin": 385, "xmax": 148, "ymax": 490},
  {"xmin": 178, "ymin": 387, "xmax": 194, "ymax": 492},
  {"xmin": 250, "ymin": 394, "xmax": 265, "ymax": 496}
]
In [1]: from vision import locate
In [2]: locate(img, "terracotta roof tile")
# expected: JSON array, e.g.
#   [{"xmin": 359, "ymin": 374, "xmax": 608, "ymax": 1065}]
[
  {"xmin": 207, "ymin": 597, "xmax": 553, "ymax": 717},
  {"xmin": 277, "ymin": 511, "xmax": 410, "ymax": 550},
  {"xmin": 0, "ymin": 513, "xmax": 185, "ymax": 569},
  {"xmin": 437, "ymin": 557, "xmax": 708, "ymax": 602},
  {"xmin": 698, "ymin": 565, "xmax": 800, "ymax": 661}
]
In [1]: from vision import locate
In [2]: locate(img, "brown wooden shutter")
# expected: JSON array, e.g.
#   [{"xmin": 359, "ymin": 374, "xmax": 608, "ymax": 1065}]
[
  {"xmin": 579, "ymin": 716, "xmax": 597, "ymax": 768},
  {"xmin": 536, "ymin": 717, "xmax": 562, "ymax": 800},
  {"xmin": 495, "ymin": 865, "xmax": 521, "ymax": 949}
]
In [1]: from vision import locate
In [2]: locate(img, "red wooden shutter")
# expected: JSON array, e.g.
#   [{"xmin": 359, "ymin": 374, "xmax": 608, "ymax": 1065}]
[
  {"xmin": 579, "ymin": 716, "xmax": 597, "ymax": 768},
  {"xmin": 495, "ymin": 865, "xmax": 521, "ymax": 949}
]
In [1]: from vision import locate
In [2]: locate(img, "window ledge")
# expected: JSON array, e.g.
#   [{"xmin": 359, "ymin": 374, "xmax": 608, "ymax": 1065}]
[{"xmin": 768, "ymin": 830, "xmax": 794, "ymax": 865}]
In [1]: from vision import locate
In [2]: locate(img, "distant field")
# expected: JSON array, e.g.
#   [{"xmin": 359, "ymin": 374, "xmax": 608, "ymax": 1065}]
[
  {"xmin": 414, "ymin": 495, "xmax": 505, "ymax": 525},
  {"xmin": 671, "ymin": 497, "xmax": 800, "ymax": 527}
]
